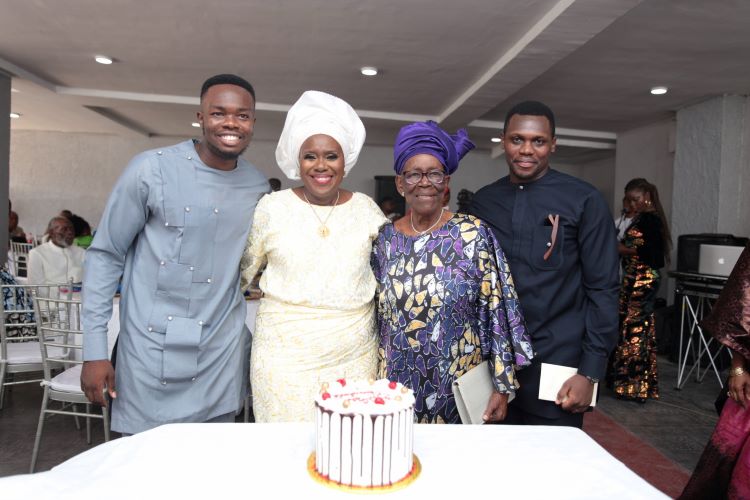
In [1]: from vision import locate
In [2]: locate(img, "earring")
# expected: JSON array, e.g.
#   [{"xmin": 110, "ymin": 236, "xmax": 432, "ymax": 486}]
[{"xmin": 400, "ymin": 191, "xmax": 404, "ymax": 196}]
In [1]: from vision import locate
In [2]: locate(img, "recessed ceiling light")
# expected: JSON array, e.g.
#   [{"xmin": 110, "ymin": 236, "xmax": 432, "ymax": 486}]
[
  {"xmin": 191, "ymin": 122, "xmax": 201, "ymax": 128},
  {"xmin": 9, "ymin": 112, "xmax": 21, "ymax": 119},
  {"xmin": 360, "ymin": 66, "xmax": 378, "ymax": 77},
  {"xmin": 650, "ymin": 86, "xmax": 668, "ymax": 95},
  {"xmin": 491, "ymin": 137, "xmax": 502, "ymax": 143},
  {"xmin": 95, "ymin": 55, "xmax": 114, "ymax": 65}
]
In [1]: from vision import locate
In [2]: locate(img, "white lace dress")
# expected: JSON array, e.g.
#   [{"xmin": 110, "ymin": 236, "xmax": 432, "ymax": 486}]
[{"xmin": 240, "ymin": 189, "xmax": 387, "ymax": 422}]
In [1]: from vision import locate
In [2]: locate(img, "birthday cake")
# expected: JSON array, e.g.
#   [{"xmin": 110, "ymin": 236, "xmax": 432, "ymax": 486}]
[{"xmin": 313, "ymin": 378, "xmax": 416, "ymax": 488}]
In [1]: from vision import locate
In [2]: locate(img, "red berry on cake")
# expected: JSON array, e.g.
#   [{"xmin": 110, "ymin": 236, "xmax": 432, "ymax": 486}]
[
  {"xmin": 374, "ymin": 397, "xmax": 385, "ymax": 405},
  {"xmin": 337, "ymin": 378, "xmax": 347, "ymax": 387},
  {"xmin": 388, "ymin": 381, "xmax": 398, "ymax": 390},
  {"xmin": 322, "ymin": 392, "xmax": 331, "ymax": 400}
]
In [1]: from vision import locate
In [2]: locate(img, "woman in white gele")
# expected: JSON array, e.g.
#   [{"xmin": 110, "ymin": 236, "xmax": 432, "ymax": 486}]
[{"xmin": 241, "ymin": 91, "xmax": 387, "ymax": 422}]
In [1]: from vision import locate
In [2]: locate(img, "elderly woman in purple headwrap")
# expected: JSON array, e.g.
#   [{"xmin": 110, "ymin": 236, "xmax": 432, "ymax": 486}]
[{"xmin": 371, "ymin": 121, "xmax": 534, "ymax": 424}]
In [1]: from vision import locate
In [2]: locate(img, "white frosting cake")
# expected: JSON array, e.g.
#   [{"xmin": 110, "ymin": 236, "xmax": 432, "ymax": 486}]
[{"xmin": 314, "ymin": 378, "xmax": 415, "ymax": 487}]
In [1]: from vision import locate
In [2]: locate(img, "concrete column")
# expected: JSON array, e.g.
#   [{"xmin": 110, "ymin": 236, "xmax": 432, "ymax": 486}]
[
  {"xmin": 672, "ymin": 95, "xmax": 750, "ymax": 239},
  {"xmin": 0, "ymin": 71, "xmax": 10, "ymax": 260}
]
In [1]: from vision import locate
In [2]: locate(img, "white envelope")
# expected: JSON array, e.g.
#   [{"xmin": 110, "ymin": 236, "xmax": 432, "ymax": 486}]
[{"xmin": 538, "ymin": 363, "xmax": 598, "ymax": 407}]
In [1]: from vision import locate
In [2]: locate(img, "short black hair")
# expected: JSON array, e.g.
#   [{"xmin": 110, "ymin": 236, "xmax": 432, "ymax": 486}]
[
  {"xmin": 503, "ymin": 100, "xmax": 556, "ymax": 136},
  {"xmin": 200, "ymin": 74, "xmax": 256, "ymax": 101}
]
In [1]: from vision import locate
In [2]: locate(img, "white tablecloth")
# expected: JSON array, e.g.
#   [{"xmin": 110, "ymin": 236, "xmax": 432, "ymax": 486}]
[{"xmin": 0, "ymin": 423, "xmax": 666, "ymax": 499}]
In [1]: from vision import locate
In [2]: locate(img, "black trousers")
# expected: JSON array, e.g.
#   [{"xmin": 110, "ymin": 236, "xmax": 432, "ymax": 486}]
[{"xmin": 501, "ymin": 404, "xmax": 584, "ymax": 429}]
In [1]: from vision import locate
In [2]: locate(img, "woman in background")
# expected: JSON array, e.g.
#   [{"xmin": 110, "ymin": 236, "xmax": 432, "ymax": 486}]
[{"xmin": 609, "ymin": 178, "xmax": 671, "ymax": 402}]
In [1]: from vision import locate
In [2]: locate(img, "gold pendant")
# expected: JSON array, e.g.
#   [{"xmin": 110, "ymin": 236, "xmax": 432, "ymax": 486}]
[{"xmin": 319, "ymin": 225, "xmax": 330, "ymax": 237}]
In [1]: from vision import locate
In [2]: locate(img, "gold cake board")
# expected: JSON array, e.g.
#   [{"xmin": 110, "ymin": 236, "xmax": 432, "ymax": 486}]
[{"xmin": 307, "ymin": 452, "xmax": 421, "ymax": 493}]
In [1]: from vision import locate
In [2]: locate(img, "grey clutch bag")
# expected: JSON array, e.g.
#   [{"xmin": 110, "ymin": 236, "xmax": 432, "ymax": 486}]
[{"xmin": 453, "ymin": 361, "xmax": 495, "ymax": 424}]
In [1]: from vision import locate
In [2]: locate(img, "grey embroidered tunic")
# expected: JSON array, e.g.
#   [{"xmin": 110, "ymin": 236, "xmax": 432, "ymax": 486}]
[{"xmin": 82, "ymin": 140, "xmax": 267, "ymax": 434}]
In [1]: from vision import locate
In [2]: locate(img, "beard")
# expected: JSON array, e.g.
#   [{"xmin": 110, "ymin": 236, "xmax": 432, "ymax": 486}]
[{"xmin": 52, "ymin": 237, "xmax": 72, "ymax": 248}]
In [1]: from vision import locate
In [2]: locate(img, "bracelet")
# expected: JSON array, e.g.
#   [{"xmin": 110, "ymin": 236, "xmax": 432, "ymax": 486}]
[{"xmin": 729, "ymin": 366, "xmax": 747, "ymax": 378}]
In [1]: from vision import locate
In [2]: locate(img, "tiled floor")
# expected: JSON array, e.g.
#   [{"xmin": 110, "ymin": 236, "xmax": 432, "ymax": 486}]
[
  {"xmin": 0, "ymin": 355, "xmax": 721, "ymax": 479},
  {"xmin": 597, "ymin": 354, "xmax": 721, "ymax": 472}
]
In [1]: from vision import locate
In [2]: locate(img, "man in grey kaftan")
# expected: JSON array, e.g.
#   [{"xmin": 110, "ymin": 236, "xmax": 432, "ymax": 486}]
[{"xmin": 81, "ymin": 75, "xmax": 268, "ymax": 434}]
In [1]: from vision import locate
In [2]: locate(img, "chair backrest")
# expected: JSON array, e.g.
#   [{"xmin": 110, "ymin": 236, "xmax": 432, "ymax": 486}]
[
  {"xmin": 31, "ymin": 293, "xmax": 82, "ymax": 381},
  {"xmin": 1, "ymin": 283, "xmax": 74, "ymax": 361},
  {"xmin": 8, "ymin": 242, "xmax": 33, "ymax": 277}
]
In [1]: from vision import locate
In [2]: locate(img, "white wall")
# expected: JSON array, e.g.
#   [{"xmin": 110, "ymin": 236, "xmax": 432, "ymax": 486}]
[
  {"xmin": 614, "ymin": 119, "xmax": 675, "ymax": 222},
  {"xmin": 673, "ymin": 95, "xmax": 750, "ymax": 239},
  {"xmin": 10, "ymin": 130, "xmax": 617, "ymax": 234},
  {"xmin": 580, "ymin": 156, "xmax": 616, "ymax": 215},
  {"xmin": 8, "ymin": 131, "xmax": 505, "ymax": 232}
]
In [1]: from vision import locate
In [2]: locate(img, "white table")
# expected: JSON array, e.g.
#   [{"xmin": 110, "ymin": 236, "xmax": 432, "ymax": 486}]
[{"xmin": 0, "ymin": 423, "xmax": 666, "ymax": 499}]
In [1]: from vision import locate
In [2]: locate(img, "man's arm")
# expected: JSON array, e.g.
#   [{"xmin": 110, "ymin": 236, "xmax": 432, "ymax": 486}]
[
  {"xmin": 558, "ymin": 191, "xmax": 620, "ymax": 412},
  {"xmin": 577, "ymin": 191, "xmax": 620, "ymax": 378},
  {"xmin": 80, "ymin": 154, "xmax": 150, "ymax": 405}
]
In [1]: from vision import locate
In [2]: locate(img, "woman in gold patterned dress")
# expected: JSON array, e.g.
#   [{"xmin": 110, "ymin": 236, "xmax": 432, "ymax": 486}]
[
  {"xmin": 609, "ymin": 178, "xmax": 671, "ymax": 402},
  {"xmin": 240, "ymin": 91, "xmax": 386, "ymax": 422}
]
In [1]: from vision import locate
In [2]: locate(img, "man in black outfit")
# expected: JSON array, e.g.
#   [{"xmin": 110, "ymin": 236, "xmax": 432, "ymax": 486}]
[{"xmin": 470, "ymin": 101, "xmax": 619, "ymax": 428}]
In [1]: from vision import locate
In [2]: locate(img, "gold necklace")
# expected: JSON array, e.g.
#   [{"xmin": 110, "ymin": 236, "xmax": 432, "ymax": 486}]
[
  {"xmin": 302, "ymin": 190, "xmax": 340, "ymax": 238},
  {"xmin": 410, "ymin": 208, "xmax": 445, "ymax": 236}
]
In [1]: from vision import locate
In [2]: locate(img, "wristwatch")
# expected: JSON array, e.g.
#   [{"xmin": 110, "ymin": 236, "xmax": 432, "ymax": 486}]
[
  {"xmin": 585, "ymin": 375, "xmax": 599, "ymax": 385},
  {"xmin": 729, "ymin": 366, "xmax": 746, "ymax": 378}
]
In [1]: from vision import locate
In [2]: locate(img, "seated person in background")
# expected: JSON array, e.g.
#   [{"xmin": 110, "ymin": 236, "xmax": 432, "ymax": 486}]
[
  {"xmin": 268, "ymin": 177, "xmax": 282, "ymax": 193},
  {"xmin": 28, "ymin": 216, "xmax": 85, "ymax": 287},
  {"xmin": 379, "ymin": 196, "xmax": 401, "ymax": 221},
  {"xmin": 8, "ymin": 211, "xmax": 27, "ymax": 243},
  {"xmin": 456, "ymin": 188, "xmax": 474, "ymax": 214},
  {"xmin": 70, "ymin": 214, "xmax": 93, "ymax": 248}
]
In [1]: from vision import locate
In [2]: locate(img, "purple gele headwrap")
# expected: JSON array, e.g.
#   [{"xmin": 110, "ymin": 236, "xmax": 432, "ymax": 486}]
[{"xmin": 393, "ymin": 120, "xmax": 475, "ymax": 175}]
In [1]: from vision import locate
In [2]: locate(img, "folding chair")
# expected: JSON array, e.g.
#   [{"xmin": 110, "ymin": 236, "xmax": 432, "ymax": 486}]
[
  {"xmin": 30, "ymin": 294, "xmax": 110, "ymax": 473},
  {"xmin": 8, "ymin": 242, "xmax": 33, "ymax": 278},
  {"xmin": 0, "ymin": 283, "xmax": 69, "ymax": 409}
]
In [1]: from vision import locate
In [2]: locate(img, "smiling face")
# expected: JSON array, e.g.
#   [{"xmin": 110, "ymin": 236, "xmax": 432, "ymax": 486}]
[
  {"xmin": 298, "ymin": 134, "xmax": 345, "ymax": 204},
  {"xmin": 396, "ymin": 154, "xmax": 449, "ymax": 219},
  {"xmin": 196, "ymin": 84, "xmax": 255, "ymax": 170},
  {"xmin": 502, "ymin": 114, "xmax": 556, "ymax": 183}
]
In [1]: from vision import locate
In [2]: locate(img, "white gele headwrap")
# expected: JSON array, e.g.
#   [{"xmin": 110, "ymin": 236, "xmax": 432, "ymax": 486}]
[{"xmin": 275, "ymin": 90, "xmax": 366, "ymax": 180}]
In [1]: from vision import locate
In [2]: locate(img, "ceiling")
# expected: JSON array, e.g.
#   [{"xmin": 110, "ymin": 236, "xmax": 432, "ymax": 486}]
[{"xmin": 2, "ymin": 0, "xmax": 750, "ymax": 160}]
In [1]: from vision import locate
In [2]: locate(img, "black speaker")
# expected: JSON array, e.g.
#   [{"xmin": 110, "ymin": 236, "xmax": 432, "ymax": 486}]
[{"xmin": 676, "ymin": 234, "xmax": 748, "ymax": 273}]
